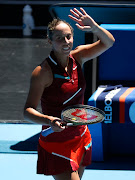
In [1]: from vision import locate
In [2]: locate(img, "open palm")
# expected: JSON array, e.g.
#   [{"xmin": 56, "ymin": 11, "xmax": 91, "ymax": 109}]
[{"xmin": 68, "ymin": 8, "xmax": 98, "ymax": 32}]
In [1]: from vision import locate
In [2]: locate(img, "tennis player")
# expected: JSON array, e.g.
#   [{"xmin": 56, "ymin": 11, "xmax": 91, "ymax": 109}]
[{"xmin": 24, "ymin": 8, "xmax": 115, "ymax": 180}]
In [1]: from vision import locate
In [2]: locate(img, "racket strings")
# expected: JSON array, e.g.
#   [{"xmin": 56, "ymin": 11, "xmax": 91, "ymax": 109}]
[{"xmin": 62, "ymin": 107, "xmax": 105, "ymax": 124}]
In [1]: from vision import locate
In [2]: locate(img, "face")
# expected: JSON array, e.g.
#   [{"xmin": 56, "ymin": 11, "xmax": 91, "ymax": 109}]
[{"xmin": 50, "ymin": 22, "xmax": 73, "ymax": 57}]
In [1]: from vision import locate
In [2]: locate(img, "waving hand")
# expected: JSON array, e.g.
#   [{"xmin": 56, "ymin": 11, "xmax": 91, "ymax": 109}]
[{"xmin": 68, "ymin": 8, "xmax": 98, "ymax": 32}]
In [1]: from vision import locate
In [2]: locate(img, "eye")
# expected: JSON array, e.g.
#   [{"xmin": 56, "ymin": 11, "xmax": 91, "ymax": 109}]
[
  {"xmin": 66, "ymin": 34, "xmax": 72, "ymax": 40},
  {"xmin": 56, "ymin": 36, "xmax": 62, "ymax": 40}
]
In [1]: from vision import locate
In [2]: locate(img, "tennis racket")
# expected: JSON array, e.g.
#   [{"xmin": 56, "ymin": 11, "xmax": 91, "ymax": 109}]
[
  {"xmin": 61, "ymin": 104, "xmax": 105, "ymax": 126},
  {"xmin": 41, "ymin": 104, "xmax": 105, "ymax": 137}
]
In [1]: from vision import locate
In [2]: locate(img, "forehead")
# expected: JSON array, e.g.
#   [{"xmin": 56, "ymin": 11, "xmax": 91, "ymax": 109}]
[{"xmin": 54, "ymin": 22, "xmax": 72, "ymax": 35}]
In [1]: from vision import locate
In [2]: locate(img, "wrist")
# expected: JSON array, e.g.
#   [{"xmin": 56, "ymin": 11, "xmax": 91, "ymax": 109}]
[
  {"xmin": 47, "ymin": 116, "xmax": 61, "ymax": 126},
  {"xmin": 91, "ymin": 24, "xmax": 100, "ymax": 33},
  {"xmin": 46, "ymin": 116, "xmax": 54, "ymax": 126}
]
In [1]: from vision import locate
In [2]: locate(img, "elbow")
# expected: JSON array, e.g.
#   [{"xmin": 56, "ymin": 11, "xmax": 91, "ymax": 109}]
[
  {"xmin": 23, "ymin": 107, "xmax": 31, "ymax": 122},
  {"xmin": 23, "ymin": 106, "xmax": 38, "ymax": 124},
  {"xmin": 107, "ymin": 35, "xmax": 115, "ymax": 48},
  {"xmin": 103, "ymin": 38, "xmax": 115, "ymax": 50},
  {"xmin": 100, "ymin": 37, "xmax": 115, "ymax": 51},
  {"xmin": 109, "ymin": 37, "xmax": 115, "ymax": 48}
]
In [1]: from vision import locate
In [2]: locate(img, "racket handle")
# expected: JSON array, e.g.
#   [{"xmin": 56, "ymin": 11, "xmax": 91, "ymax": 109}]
[
  {"xmin": 66, "ymin": 123, "xmax": 74, "ymax": 126},
  {"xmin": 61, "ymin": 122, "xmax": 74, "ymax": 126}
]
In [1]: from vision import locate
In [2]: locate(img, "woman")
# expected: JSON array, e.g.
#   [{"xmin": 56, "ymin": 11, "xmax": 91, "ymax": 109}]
[{"xmin": 24, "ymin": 8, "xmax": 115, "ymax": 180}]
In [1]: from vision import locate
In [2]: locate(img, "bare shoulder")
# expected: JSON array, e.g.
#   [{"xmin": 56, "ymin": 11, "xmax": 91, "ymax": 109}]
[
  {"xmin": 31, "ymin": 59, "xmax": 53, "ymax": 88},
  {"xmin": 24, "ymin": 59, "xmax": 53, "ymax": 110}
]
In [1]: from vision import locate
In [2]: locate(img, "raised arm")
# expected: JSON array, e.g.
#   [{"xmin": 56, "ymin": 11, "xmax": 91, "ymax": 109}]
[{"xmin": 69, "ymin": 8, "xmax": 115, "ymax": 65}]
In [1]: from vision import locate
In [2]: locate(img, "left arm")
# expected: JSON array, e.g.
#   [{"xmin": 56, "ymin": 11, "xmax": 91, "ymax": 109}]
[{"xmin": 69, "ymin": 8, "xmax": 115, "ymax": 65}]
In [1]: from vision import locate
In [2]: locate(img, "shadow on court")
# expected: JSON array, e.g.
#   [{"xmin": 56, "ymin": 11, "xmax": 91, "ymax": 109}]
[
  {"xmin": 10, "ymin": 133, "xmax": 40, "ymax": 152},
  {"xmin": 8, "ymin": 132, "xmax": 135, "ymax": 171}
]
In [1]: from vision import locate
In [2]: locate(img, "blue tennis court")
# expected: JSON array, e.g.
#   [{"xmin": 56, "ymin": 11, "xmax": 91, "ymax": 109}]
[
  {"xmin": 1, "ymin": 153, "xmax": 135, "ymax": 180},
  {"xmin": 0, "ymin": 124, "xmax": 135, "ymax": 180}
]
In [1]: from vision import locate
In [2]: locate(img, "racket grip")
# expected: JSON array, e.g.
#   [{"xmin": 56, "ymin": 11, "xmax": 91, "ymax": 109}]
[
  {"xmin": 66, "ymin": 123, "xmax": 74, "ymax": 126},
  {"xmin": 61, "ymin": 122, "xmax": 74, "ymax": 126},
  {"xmin": 61, "ymin": 123, "xmax": 74, "ymax": 126}
]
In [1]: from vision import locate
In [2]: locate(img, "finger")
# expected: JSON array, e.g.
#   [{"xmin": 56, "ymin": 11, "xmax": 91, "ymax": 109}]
[
  {"xmin": 76, "ymin": 23, "xmax": 84, "ymax": 30},
  {"xmin": 53, "ymin": 121, "xmax": 66, "ymax": 131},
  {"xmin": 73, "ymin": 8, "xmax": 84, "ymax": 17},
  {"xmin": 52, "ymin": 119, "xmax": 61, "ymax": 124},
  {"xmin": 70, "ymin": 9, "xmax": 80, "ymax": 18},
  {"xmin": 60, "ymin": 122, "xmax": 67, "ymax": 127},
  {"xmin": 68, "ymin": 14, "xmax": 80, "ymax": 22},
  {"xmin": 80, "ymin": 7, "xmax": 87, "ymax": 15},
  {"xmin": 76, "ymin": 24, "xmax": 92, "ymax": 31}
]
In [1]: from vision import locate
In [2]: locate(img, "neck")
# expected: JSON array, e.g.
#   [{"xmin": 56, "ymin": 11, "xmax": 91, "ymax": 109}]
[{"xmin": 53, "ymin": 51, "xmax": 69, "ymax": 68}]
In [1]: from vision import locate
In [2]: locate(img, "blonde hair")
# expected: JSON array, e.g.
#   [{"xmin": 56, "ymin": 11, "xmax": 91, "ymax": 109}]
[{"xmin": 47, "ymin": 18, "xmax": 74, "ymax": 40}]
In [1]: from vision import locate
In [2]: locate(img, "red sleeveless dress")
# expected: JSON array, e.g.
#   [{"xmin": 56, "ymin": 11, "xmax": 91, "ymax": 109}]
[{"xmin": 37, "ymin": 51, "xmax": 92, "ymax": 175}]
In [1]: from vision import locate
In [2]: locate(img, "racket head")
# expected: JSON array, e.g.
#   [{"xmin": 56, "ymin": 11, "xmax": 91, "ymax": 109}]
[{"xmin": 61, "ymin": 104, "xmax": 105, "ymax": 125}]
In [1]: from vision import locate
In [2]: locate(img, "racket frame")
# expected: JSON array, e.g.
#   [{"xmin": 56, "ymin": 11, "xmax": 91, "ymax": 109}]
[{"xmin": 61, "ymin": 104, "xmax": 105, "ymax": 126}]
